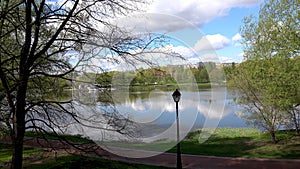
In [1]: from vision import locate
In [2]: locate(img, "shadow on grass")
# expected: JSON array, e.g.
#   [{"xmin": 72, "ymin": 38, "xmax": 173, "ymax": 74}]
[
  {"xmin": 27, "ymin": 155, "xmax": 173, "ymax": 169},
  {"xmin": 168, "ymin": 130, "xmax": 300, "ymax": 159},
  {"xmin": 0, "ymin": 143, "xmax": 41, "ymax": 163},
  {"xmin": 169, "ymin": 136, "xmax": 258, "ymax": 157}
]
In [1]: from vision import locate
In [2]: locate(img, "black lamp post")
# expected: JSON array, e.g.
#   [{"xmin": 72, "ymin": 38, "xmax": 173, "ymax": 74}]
[{"xmin": 172, "ymin": 89, "xmax": 182, "ymax": 169}]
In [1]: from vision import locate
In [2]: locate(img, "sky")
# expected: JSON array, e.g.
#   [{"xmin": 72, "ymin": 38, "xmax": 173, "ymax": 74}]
[
  {"xmin": 138, "ymin": 0, "xmax": 263, "ymax": 63},
  {"xmin": 70, "ymin": 0, "xmax": 264, "ymax": 71}
]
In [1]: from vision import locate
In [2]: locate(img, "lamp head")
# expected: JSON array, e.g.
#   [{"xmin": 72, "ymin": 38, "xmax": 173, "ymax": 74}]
[{"xmin": 172, "ymin": 89, "xmax": 181, "ymax": 102}]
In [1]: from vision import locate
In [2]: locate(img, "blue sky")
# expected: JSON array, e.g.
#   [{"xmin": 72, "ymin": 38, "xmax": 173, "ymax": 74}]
[
  {"xmin": 140, "ymin": 0, "xmax": 263, "ymax": 63},
  {"xmin": 201, "ymin": 6, "xmax": 261, "ymax": 63}
]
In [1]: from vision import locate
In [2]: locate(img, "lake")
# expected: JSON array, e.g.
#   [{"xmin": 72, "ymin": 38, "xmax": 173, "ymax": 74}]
[
  {"xmin": 115, "ymin": 87, "xmax": 247, "ymax": 128},
  {"xmin": 69, "ymin": 86, "xmax": 249, "ymax": 143}
]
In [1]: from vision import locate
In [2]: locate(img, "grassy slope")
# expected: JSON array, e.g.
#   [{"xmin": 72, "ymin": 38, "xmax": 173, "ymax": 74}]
[
  {"xmin": 27, "ymin": 155, "xmax": 173, "ymax": 169},
  {"xmin": 0, "ymin": 144, "xmax": 41, "ymax": 163},
  {"xmin": 102, "ymin": 128, "xmax": 300, "ymax": 159},
  {"xmin": 0, "ymin": 144, "xmax": 172, "ymax": 169},
  {"xmin": 169, "ymin": 128, "xmax": 300, "ymax": 158}
]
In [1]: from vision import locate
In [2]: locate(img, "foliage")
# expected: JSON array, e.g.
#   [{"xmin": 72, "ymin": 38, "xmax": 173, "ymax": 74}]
[
  {"xmin": 95, "ymin": 71, "xmax": 115, "ymax": 88},
  {"xmin": 229, "ymin": 0, "xmax": 300, "ymax": 143},
  {"xmin": 94, "ymin": 62, "xmax": 219, "ymax": 87}
]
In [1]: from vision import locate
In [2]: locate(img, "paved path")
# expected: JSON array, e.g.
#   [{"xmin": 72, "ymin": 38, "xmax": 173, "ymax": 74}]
[
  {"xmin": 1, "ymin": 137, "xmax": 300, "ymax": 169},
  {"xmin": 117, "ymin": 152, "xmax": 300, "ymax": 169},
  {"xmin": 99, "ymin": 146, "xmax": 300, "ymax": 169}
]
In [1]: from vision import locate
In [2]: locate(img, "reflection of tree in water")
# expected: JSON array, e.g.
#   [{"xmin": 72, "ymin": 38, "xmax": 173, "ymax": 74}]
[
  {"xmin": 73, "ymin": 88, "xmax": 99, "ymax": 105},
  {"xmin": 104, "ymin": 88, "xmax": 167, "ymax": 103},
  {"xmin": 97, "ymin": 89, "xmax": 114, "ymax": 105}
]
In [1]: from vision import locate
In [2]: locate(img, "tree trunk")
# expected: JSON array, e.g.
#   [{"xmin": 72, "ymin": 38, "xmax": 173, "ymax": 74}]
[
  {"xmin": 292, "ymin": 110, "xmax": 300, "ymax": 135},
  {"xmin": 11, "ymin": 74, "xmax": 28, "ymax": 169},
  {"xmin": 270, "ymin": 130, "xmax": 277, "ymax": 144},
  {"xmin": 11, "ymin": 101, "xmax": 26, "ymax": 169},
  {"xmin": 11, "ymin": 131, "xmax": 25, "ymax": 169}
]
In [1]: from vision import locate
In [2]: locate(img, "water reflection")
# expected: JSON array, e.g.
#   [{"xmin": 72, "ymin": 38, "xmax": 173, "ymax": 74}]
[{"xmin": 70, "ymin": 87, "xmax": 247, "ymax": 143}]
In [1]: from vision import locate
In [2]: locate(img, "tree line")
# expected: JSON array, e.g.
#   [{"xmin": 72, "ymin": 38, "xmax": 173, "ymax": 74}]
[{"xmin": 94, "ymin": 62, "xmax": 224, "ymax": 87}]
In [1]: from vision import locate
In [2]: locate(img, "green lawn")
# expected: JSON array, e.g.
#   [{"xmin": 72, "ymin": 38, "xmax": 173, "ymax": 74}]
[
  {"xmin": 0, "ymin": 144, "xmax": 172, "ymax": 169},
  {"xmin": 169, "ymin": 128, "xmax": 300, "ymax": 158},
  {"xmin": 102, "ymin": 128, "xmax": 300, "ymax": 159},
  {"xmin": 24, "ymin": 131, "xmax": 93, "ymax": 144},
  {"xmin": 0, "ymin": 144, "xmax": 42, "ymax": 163},
  {"xmin": 26, "ymin": 155, "xmax": 173, "ymax": 169}
]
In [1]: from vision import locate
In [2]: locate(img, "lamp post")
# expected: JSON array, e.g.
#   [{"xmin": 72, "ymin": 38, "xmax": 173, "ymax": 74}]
[{"xmin": 172, "ymin": 89, "xmax": 182, "ymax": 169}]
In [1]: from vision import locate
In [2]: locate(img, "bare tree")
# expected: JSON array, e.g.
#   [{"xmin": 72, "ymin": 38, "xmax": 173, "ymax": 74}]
[{"xmin": 0, "ymin": 0, "xmax": 173, "ymax": 168}]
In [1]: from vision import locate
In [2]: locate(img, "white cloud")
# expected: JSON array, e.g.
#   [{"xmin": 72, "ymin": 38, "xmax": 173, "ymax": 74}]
[
  {"xmin": 217, "ymin": 53, "xmax": 245, "ymax": 63},
  {"xmin": 114, "ymin": 13, "xmax": 192, "ymax": 33},
  {"xmin": 188, "ymin": 57, "xmax": 201, "ymax": 65},
  {"xmin": 237, "ymin": 52, "xmax": 245, "ymax": 62},
  {"xmin": 170, "ymin": 45, "xmax": 195, "ymax": 58},
  {"xmin": 145, "ymin": 0, "xmax": 262, "ymax": 31},
  {"xmin": 232, "ymin": 33, "xmax": 242, "ymax": 41},
  {"xmin": 232, "ymin": 33, "xmax": 243, "ymax": 46},
  {"xmin": 201, "ymin": 53, "xmax": 220, "ymax": 62},
  {"xmin": 194, "ymin": 34, "xmax": 231, "ymax": 51},
  {"xmin": 238, "ymin": 52, "xmax": 244, "ymax": 58},
  {"xmin": 219, "ymin": 56, "xmax": 235, "ymax": 63}
]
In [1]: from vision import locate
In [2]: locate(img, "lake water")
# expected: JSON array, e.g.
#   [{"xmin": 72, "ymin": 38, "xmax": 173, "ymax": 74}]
[
  {"xmin": 115, "ymin": 87, "xmax": 247, "ymax": 129},
  {"xmin": 70, "ymin": 87, "xmax": 249, "ymax": 143}
]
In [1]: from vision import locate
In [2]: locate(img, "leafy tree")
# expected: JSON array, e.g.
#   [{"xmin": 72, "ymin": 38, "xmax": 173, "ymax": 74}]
[
  {"xmin": 204, "ymin": 62, "xmax": 216, "ymax": 73},
  {"xmin": 231, "ymin": 0, "xmax": 300, "ymax": 143},
  {"xmin": 96, "ymin": 71, "xmax": 115, "ymax": 87},
  {"xmin": 198, "ymin": 68, "xmax": 209, "ymax": 83},
  {"xmin": 209, "ymin": 68, "xmax": 225, "ymax": 83},
  {"xmin": 190, "ymin": 63, "xmax": 208, "ymax": 83},
  {"xmin": 0, "ymin": 0, "xmax": 170, "ymax": 168}
]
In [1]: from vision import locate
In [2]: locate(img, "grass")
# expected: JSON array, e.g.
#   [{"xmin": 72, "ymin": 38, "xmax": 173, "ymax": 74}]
[
  {"xmin": 1, "ymin": 132, "xmax": 172, "ymax": 168},
  {"xmin": 24, "ymin": 131, "xmax": 93, "ymax": 144},
  {"xmin": 0, "ymin": 143, "xmax": 42, "ymax": 163},
  {"xmin": 26, "ymin": 155, "xmax": 173, "ymax": 169},
  {"xmin": 0, "ymin": 145, "xmax": 172, "ymax": 169},
  {"xmin": 169, "ymin": 128, "xmax": 300, "ymax": 158},
  {"xmin": 99, "ymin": 139, "xmax": 177, "ymax": 152},
  {"xmin": 101, "ymin": 128, "xmax": 300, "ymax": 159}
]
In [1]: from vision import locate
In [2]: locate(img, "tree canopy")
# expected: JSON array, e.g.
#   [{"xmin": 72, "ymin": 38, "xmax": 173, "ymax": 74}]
[{"xmin": 229, "ymin": 0, "xmax": 300, "ymax": 143}]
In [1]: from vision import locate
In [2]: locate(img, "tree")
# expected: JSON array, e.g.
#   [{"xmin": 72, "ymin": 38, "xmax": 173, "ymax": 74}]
[
  {"xmin": 204, "ymin": 62, "xmax": 216, "ymax": 73},
  {"xmin": 0, "ymin": 0, "xmax": 170, "ymax": 168},
  {"xmin": 231, "ymin": 0, "xmax": 300, "ymax": 143},
  {"xmin": 191, "ymin": 63, "xmax": 210, "ymax": 83}
]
